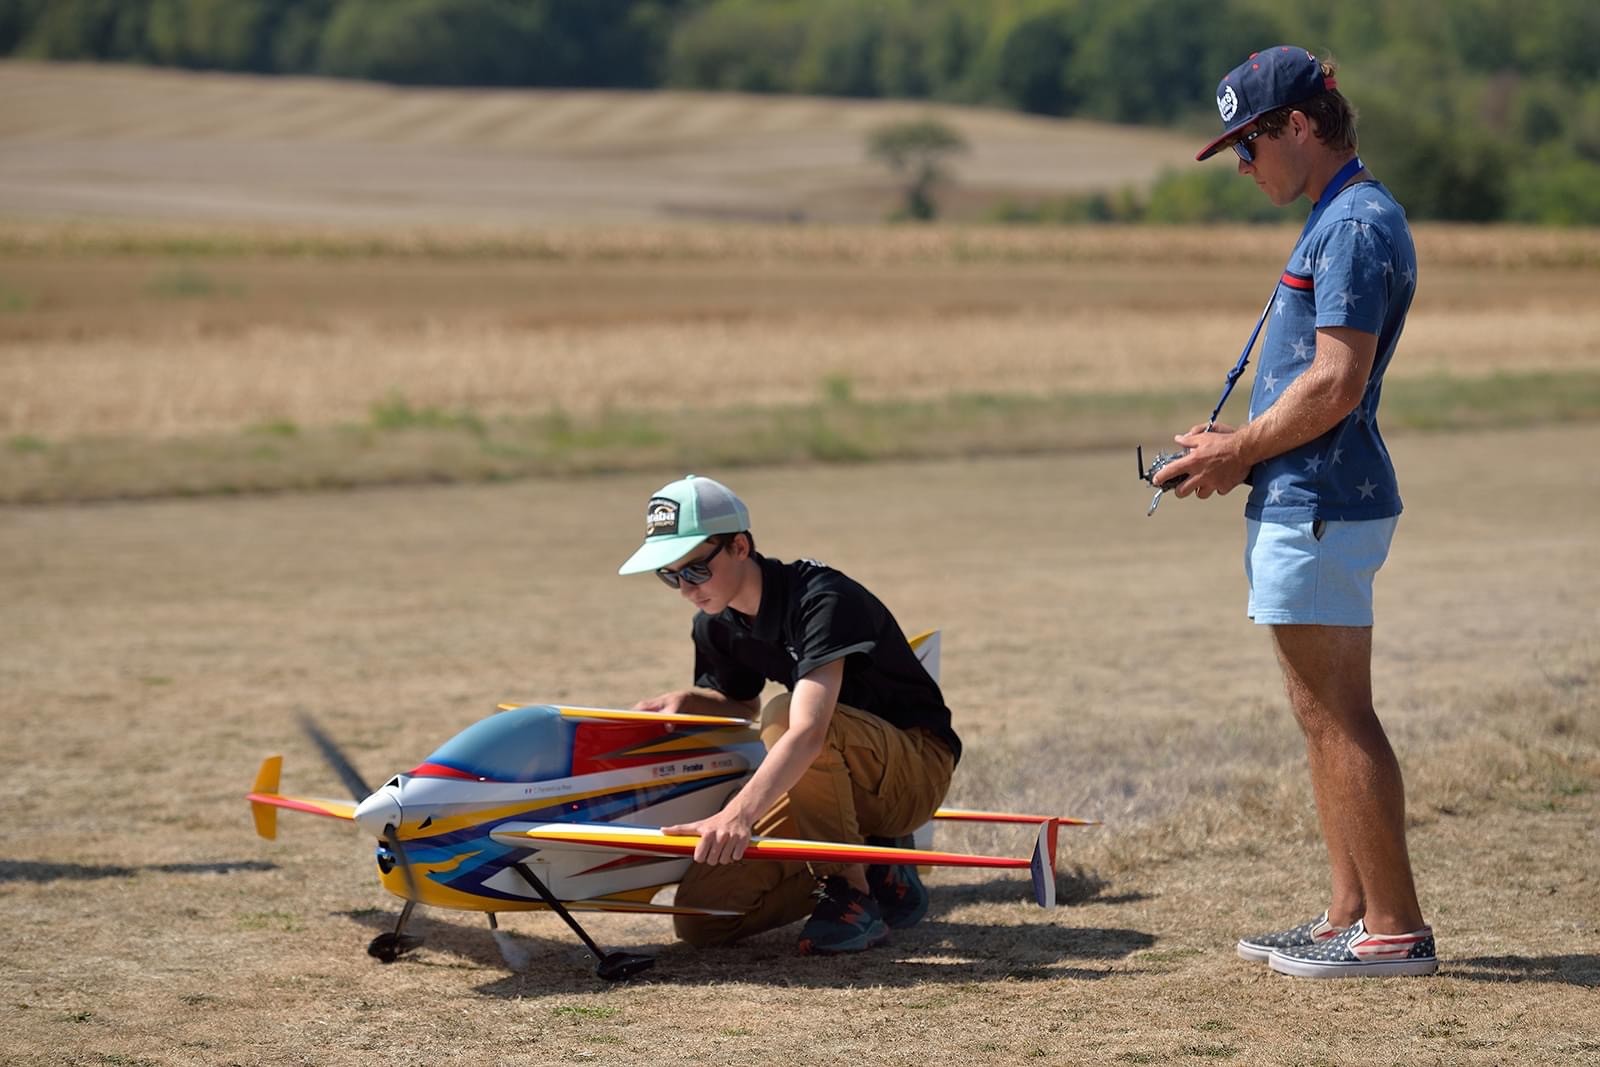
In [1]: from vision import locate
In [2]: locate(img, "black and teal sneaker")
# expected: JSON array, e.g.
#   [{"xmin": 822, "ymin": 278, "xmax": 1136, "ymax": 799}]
[
  {"xmin": 797, "ymin": 876, "xmax": 890, "ymax": 956},
  {"xmin": 866, "ymin": 835, "xmax": 930, "ymax": 930}
]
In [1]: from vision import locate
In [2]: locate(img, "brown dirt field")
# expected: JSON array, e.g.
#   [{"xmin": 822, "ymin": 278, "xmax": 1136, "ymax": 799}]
[
  {"xmin": 3, "ymin": 425, "xmax": 1596, "ymax": 1066},
  {"xmin": 0, "ymin": 61, "xmax": 1200, "ymax": 226}
]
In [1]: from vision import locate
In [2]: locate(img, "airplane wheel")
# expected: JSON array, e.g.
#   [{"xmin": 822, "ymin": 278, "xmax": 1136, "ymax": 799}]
[{"xmin": 367, "ymin": 932, "xmax": 423, "ymax": 963}]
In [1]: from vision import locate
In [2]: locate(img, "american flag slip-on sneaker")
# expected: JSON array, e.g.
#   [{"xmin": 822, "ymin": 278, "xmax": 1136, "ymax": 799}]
[
  {"xmin": 1236, "ymin": 911, "xmax": 1346, "ymax": 962},
  {"xmin": 1268, "ymin": 919, "xmax": 1438, "ymax": 977}
]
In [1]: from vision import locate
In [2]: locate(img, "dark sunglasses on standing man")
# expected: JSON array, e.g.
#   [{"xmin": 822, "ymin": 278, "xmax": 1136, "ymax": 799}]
[{"xmin": 1232, "ymin": 128, "xmax": 1265, "ymax": 163}]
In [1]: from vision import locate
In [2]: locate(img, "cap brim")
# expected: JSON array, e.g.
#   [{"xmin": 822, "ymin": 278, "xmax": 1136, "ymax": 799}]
[
  {"xmin": 1196, "ymin": 118, "xmax": 1252, "ymax": 161},
  {"xmin": 617, "ymin": 534, "xmax": 710, "ymax": 576}
]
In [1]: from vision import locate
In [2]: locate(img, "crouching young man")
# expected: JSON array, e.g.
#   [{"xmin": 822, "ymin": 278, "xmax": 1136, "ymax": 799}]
[{"xmin": 618, "ymin": 474, "xmax": 960, "ymax": 955}]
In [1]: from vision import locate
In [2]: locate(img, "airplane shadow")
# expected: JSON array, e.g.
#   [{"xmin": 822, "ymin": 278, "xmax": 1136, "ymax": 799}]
[
  {"xmin": 0, "ymin": 859, "xmax": 278, "ymax": 883},
  {"xmin": 930, "ymin": 869, "xmax": 1151, "ymax": 912},
  {"xmin": 340, "ymin": 905, "xmax": 1158, "ymax": 997},
  {"xmin": 1448, "ymin": 954, "xmax": 1600, "ymax": 988}
]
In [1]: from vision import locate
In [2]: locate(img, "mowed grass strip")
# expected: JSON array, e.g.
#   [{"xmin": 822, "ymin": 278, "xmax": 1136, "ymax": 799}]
[{"xmin": 7, "ymin": 371, "xmax": 1599, "ymax": 504}]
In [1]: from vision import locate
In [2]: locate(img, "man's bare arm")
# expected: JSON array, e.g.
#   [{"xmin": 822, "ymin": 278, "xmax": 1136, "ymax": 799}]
[{"xmin": 1158, "ymin": 325, "xmax": 1379, "ymax": 499}]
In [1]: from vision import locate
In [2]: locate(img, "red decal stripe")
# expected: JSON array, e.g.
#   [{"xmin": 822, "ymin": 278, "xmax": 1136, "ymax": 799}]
[{"xmin": 407, "ymin": 762, "xmax": 487, "ymax": 781}]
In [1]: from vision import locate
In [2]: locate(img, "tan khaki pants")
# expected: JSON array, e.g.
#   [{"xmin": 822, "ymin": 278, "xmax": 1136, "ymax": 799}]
[{"xmin": 673, "ymin": 693, "xmax": 955, "ymax": 947}]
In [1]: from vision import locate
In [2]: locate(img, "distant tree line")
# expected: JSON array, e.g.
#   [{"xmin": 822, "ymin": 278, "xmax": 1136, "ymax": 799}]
[{"xmin": 6, "ymin": 0, "xmax": 1600, "ymax": 223}]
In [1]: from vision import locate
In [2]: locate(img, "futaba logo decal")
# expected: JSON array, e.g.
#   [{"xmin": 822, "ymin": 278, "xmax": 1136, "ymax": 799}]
[
  {"xmin": 1218, "ymin": 85, "xmax": 1238, "ymax": 122},
  {"xmin": 645, "ymin": 498, "xmax": 678, "ymax": 536}
]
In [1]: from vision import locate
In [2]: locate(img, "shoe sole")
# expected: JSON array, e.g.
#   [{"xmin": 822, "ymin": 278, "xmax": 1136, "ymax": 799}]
[
  {"xmin": 1236, "ymin": 940, "xmax": 1277, "ymax": 963},
  {"xmin": 1268, "ymin": 952, "xmax": 1438, "ymax": 978},
  {"xmin": 798, "ymin": 926, "xmax": 890, "ymax": 956}
]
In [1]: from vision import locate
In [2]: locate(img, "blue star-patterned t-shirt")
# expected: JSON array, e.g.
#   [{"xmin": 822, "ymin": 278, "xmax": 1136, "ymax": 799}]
[{"xmin": 1245, "ymin": 178, "xmax": 1417, "ymax": 522}]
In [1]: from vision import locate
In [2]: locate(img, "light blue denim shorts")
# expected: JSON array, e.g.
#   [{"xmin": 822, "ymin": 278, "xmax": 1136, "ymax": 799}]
[{"xmin": 1245, "ymin": 517, "xmax": 1398, "ymax": 626}]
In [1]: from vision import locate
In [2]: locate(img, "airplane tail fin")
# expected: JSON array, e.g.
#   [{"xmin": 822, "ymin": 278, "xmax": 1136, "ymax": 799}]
[
  {"xmin": 249, "ymin": 756, "xmax": 283, "ymax": 840},
  {"xmin": 1029, "ymin": 819, "xmax": 1060, "ymax": 909},
  {"xmin": 908, "ymin": 629, "xmax": 941, "ymax": 683}
]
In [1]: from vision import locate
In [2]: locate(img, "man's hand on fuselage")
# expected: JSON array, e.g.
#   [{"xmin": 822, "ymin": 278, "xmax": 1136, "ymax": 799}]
[{"xmin": 662, "ymin": 659, "xmax": 845, "ymax": 866}]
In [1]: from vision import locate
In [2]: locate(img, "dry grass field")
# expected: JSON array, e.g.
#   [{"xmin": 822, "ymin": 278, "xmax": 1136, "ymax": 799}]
[
  {"xmin": 3, "ymin": 221, "xmax": 1600, "ymax": 441},
  {"xmin": 2, "ymin": 59, "xmax": 1598, "ymax": 1067},
  {"xmin": 2, "ymin": 432, "xmax": 1596, "ymax": 1066},
  {"xmin": 0, "ymin": 61, "xmax": 1199, "ymax": 225}
]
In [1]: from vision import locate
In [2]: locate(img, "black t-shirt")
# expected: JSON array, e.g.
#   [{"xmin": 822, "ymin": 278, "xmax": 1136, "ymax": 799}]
[{"xmin": 691, "ymin": 555, "xmax": 961, "ymax": 763}]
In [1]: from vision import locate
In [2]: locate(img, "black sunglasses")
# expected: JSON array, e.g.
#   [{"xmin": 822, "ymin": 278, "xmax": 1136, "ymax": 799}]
[
  {"xmin": 1232, "ymin": 129, "xmax": 1265, "ymax": 163},
  {"xmin": 655, "ymin": 539, "xmax": 727, "ymax": 589}
]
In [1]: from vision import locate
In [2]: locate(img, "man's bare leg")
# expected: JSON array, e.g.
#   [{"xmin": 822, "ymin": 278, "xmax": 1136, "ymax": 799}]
[{"xmin": 1272, "ymin": 624, "xmax": 1424, "ymax": 933}]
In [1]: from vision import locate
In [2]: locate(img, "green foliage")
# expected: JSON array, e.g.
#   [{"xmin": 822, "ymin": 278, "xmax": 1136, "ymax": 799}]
[
  {"xmin": 369, "ymin": 392, "xmax": 486, "ymax": 435},
  {"xmin": 14, "ymin": 0, "xmax": 150, "ymax": 60},
  {"xmin": 987, "ymin": 167, "xmax": 1280, "ymax": 225},
  {"xmin": 319, "ymin": 0, "xmax": 537, "ymax": 86},
  {"xmin": 320, "ymin": 0, "xmax": 677, "ymax": 86},
  {"xmin": 145, "ymin": 0, "xmax": 283, "ymax": 71},
  {"xmin": 992, "ymin": 10, "xmax": 1078, "ymax": 116},
  {"xmin": 145, "ymin": 266, "xmax": 241, "ymax": 297},
  {"xmin": 9, "ymin": 0, "xmax": 1600, "ymax": 221},
  {"xmin": 866, "ymin": 117, "xmax": 968, "ymax": 221},
  {"xmin": 0, "ymin": 282, "xmax": 35, "ymax": 311},
  {"xmin": 1508, "ymin": 150, "xmax": 1600, "ymax": 225},
  {"xmin": 664, "ymin": 2, "xmax": 806, "ymax": 92},
  {"xmin": 1142, "ymin": 168, "xmax": 1281, "ymax": 224}
]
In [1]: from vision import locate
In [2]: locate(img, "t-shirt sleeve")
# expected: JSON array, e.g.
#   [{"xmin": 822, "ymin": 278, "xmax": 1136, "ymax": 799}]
[
  {"xmin": 691, "ymin": 615, "xmax": 765, "ymax": 702},
  {"xmin": 1313, "ymin": 219, "xmax": 1394, "ymax": 335},
  {"xmin": 791, "ymin": 588, "xmax": 878, "ymax": 680}
]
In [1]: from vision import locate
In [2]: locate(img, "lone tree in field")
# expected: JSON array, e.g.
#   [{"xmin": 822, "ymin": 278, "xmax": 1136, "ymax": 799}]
[{"xmin": 866, "ymin": 117, "xmax": 969, "ymax": 221}]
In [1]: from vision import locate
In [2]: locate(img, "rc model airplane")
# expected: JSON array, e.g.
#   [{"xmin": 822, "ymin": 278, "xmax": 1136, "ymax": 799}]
[{"xmin": 246, "ymin": 633, "xmax": 1095, "ymax": 979}]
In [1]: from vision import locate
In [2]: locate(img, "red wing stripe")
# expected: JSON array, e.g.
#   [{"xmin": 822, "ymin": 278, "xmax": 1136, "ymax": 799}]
[
  {"xmin": 934, "ymin": 808, "xmax": 1098, "ymax": 826},
  {"xmin": 246, "ymin": 793, "xmax": 354, "ymax": 820}
]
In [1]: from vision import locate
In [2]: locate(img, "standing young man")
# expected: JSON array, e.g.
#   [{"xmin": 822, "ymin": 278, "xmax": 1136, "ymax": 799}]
[
  {"xmin": 618, "ymin": 474, "xmax": 960, "ymax": 955},
  {"xmin": 1154, "ymin": 47, "xmax": 1435, "ymax": 977}
]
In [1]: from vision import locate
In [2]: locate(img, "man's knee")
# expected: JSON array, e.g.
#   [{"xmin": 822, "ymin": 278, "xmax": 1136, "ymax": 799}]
[{"xmin": 673, "ymin": 912, "xmax": 741, "ymax": 949}]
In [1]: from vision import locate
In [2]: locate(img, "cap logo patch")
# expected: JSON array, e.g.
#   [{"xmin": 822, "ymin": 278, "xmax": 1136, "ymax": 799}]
[
  {"xmin": 1218, "ymin": 85, "xmax": 1239, "ymax": 122},
  {"xmin": 645, "ymin": 498, "xmax": 679, "ymax": 537}
]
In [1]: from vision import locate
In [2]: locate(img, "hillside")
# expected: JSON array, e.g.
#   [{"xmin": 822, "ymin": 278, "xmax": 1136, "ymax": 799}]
[{"xmin": 0, "ymin": 61, "xmax": 1200, "ymax": 225}]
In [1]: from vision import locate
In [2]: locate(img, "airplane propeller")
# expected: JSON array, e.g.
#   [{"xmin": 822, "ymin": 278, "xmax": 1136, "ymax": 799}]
[{"xmin": 297, "ymin": 714, "xmax": 422, "ymax": 961}]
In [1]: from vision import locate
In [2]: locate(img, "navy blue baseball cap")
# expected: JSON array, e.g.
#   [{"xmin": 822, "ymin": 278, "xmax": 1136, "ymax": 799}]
[{"xmin": 1196, "ymin": 45, "xmax": 1337, "ymax": 161}]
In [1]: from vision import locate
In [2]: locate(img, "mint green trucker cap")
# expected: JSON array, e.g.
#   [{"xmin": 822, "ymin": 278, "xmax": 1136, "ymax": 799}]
[{"xmin": 617, "ymin": 474, "xmax": 751, "ymax": 575}]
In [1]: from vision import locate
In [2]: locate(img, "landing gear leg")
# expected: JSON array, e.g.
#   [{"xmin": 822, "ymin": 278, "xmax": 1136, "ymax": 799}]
[
  {"xmin": 511, "ymin": 862, "xmax": 654, "ymax": 981},
  {"xmin": 367, "ymin": 899, "xmax": 424, "ymax": 963}
]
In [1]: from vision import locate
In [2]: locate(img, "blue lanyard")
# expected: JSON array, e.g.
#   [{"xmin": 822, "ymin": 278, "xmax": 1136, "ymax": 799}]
[{"xmin": 1205, "ymin": 156, "xmax": 1366, "ymax": 428}]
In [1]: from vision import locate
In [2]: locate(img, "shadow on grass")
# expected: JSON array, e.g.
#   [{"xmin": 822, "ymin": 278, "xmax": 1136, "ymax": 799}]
[
  {"xmin": 340, "ymin": 904, "xmax": 1156, "ymax": 997},
  {"xmin": 930, "ymin": 870, "xmax": 1151, "ymax": 911},
  {"xmin": 0, "ymin": 859, "xmax": 278, "ymax": 882},
  {"xmin": 1450, "ymin": 954, "xmax": 1600, "ymax": 988}
]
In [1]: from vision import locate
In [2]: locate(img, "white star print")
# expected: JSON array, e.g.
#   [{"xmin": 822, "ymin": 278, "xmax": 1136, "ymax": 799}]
[
  {"xmin": 1317, "ymin": 253, "xmax": 1332, "ymax": 273},
  {"xmin": 1363, "ymin": 198, "xmax": 1388, "ymax": 214},
  {"xmin": 1291, "ymin": 336, "xmax": 1313, "ymax": 361},
  {"xmin": 1263, "ymin": 371, "xmax": 1279, "ymax": 393},
  {"xmin": 1356, "ymin": 479, "xmax": 1377, "ymax": 499},
  {"xmin": 1304, "ymin": 455, "xmax": 1325, "ymax": 473},
  {"xmin": 1265, "ymin": 482, "xmax": 1285, "ymax": 505},
  {"xmin": 1331, "ymin": 447, "xmax": 1344, "ymax": 465},
  {"xmin": 1380, "ymin": 259, "xmax": 1394, "ymax": 276},
  {"xmin": 1402, "ymin": 264, "xmax": 1416, "ymax": 287},
  {"xmin": 1275, "ymin": 295, "xmax": 1288, "ymax": 316},
  {"xmin": 1336, "ymin": 289, "xmax": 1362, "ymax": 309}
]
